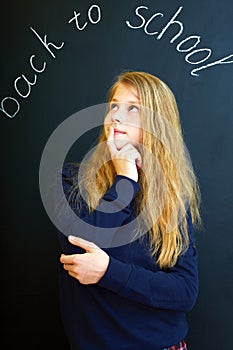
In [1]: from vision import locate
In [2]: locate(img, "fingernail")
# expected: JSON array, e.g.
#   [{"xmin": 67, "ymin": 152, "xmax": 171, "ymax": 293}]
[
  {"xmin": 69, "ymin": 235, "xmax": 76, "ymax": 240},
  {"xmin": 69, "ymin": 235, "xmax": 81, "ymax": 241}
]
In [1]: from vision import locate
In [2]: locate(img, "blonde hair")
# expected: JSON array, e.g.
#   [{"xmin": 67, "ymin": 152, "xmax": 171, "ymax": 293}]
[{"xmin": 72, "ymin": 71, "xmax": 201, "ymax": 269}]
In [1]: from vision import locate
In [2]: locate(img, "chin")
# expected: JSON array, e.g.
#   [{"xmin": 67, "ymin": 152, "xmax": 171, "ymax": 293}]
[{"xmin": 114, "ymin": 138, "xmax": 131, "ymax": 150}]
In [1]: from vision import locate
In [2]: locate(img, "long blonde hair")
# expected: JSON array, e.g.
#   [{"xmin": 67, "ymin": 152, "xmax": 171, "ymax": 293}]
[{"xmin": 73, "ymin": 71, "xmax": 201, "ymax": 269}]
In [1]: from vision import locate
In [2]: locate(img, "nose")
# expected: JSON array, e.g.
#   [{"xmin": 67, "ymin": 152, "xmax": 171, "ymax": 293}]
[
  {"xmin": 111, "ymin": 114, "xmax": 121, "ymax": 123},
  {"xmin": 111, "ymin": 105, "xmax": 126, "ymax": 123}
]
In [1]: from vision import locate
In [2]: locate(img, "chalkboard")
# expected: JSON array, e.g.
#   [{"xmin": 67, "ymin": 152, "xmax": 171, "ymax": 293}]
[{"xmin": 1, "ymin": 0, "xmax": 233, "ymax": 349}]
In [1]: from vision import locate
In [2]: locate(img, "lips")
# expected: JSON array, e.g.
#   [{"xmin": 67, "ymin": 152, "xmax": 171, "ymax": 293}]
[{"xmin": 114, "ymin": 128, "xmax": 126, "ymax": 135}]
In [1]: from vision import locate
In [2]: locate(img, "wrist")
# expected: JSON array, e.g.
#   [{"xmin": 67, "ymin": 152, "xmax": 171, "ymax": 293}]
[{"xmin": 116, "ymin": 171, "xmax": 138, "ymax": 182}]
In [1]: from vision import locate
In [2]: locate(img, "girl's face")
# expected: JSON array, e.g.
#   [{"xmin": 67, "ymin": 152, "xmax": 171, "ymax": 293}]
[{"xmin": 104, "ymin": 83, "xmax": 142, "ymax": 150}]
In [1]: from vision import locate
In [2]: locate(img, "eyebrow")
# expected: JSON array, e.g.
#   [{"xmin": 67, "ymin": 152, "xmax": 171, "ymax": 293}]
[{"xmin": 111, "ymin": 98, "xmax": 139, "ymax": 104}]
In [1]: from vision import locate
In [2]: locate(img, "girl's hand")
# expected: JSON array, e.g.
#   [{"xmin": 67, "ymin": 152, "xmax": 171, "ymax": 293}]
[
  {"xmin": 60, "ymin": 236, "xmax": 109, "ymax": 285},
  {"xmin": 107, "ymin": 126, "xmax": 142, "ymax": 182}
]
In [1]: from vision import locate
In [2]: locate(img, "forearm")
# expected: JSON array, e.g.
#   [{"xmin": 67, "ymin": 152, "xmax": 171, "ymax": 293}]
[{"xmin": 98, "ymin": 244, "xmax": 198, "ymax": 312}]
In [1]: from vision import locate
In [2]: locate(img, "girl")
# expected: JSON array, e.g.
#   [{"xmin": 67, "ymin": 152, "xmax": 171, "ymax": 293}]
[{"xmin": 58, "ymin": 71, "xmax": 201, "ymax": 350}]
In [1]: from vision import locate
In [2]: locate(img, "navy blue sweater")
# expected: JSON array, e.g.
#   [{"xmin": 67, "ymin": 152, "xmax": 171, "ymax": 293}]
[{"xmin": 57, "ymin": 163, "xmax": 198, "ymax": 350}]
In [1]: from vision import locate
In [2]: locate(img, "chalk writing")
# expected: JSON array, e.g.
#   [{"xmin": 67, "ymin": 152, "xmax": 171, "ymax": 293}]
[
  {"xmin": 0, "ymin": 4, "xmax": 101, "ymax": 119},
  {"xmin": 30, "ymin": 27, "xmax": 65, "ymax": 58},
  {"xmin": 0, "ymin": 97, "xmax": 20, "ymax": 119},
  {"xmin": 14, "ymin": 74, "xmax": 37, "ymax": 99},
  {"xmin": 1, "ymin": 3, "xmax": 232, "ymax": 120},
  {"xmin": 30, "ymin": 55, "xmax": 47, "ymax": 73},
  {"xmin": 0, "ymin": 28, "xmax": 64, "ymax": 119},
  {"xmin": 126, "ymin": 5, "xmax": 233, "ymax": 76},
  {"xmin": 68, "ymin": 4, "xmax": 101, "ymax": 30},
  {"xmin": 0, "ymin": 54, "xmax": 47, "ymax": 118}
]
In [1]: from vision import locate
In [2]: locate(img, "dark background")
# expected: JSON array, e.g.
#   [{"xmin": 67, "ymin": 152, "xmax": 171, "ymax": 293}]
[{"xmin": 1, "ymin": 0, "xmax": 233, "ymax": 349}]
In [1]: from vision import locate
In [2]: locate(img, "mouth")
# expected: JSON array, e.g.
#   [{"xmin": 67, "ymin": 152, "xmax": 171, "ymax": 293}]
[{"xmin": 113, "ymin": 129, "xmax": 127, "ymax": 135}]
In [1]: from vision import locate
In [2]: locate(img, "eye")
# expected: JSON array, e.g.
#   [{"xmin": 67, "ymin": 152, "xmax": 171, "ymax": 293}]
[
  {"xmin": 110, "ymin": 103, "xmax": 118, "ymax": 111},
  {"xmin": 128, "ymin": 105, "xmax": 139, "ymax": 112}
]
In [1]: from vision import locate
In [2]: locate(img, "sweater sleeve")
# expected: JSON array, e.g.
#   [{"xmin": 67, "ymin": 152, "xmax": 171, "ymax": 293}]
[
  {"xmin": 98, "ymin": 216, "xmax": 198, "ymax": 313},
  {"xmin": 56, "ymin": 163, "xmax": 140, "ymax": 253}
]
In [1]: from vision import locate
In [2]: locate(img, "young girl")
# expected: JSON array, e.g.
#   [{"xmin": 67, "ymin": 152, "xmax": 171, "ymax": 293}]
[{"xmin": 58, "ymin": 71, "xmax": 201, "ymax": 350}]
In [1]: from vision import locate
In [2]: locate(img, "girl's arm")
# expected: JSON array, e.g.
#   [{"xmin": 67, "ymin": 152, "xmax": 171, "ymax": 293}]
[
  {"xmin": 97, "ymin": 239, "xmax": 198, "ymax": 312},
  {"xmin": 56, "ymin": 162, "xmax": 140, "ymax": 254},
  {"xmin": 59, "ymin": 164, "xmax": 198, "ymax": 313}
]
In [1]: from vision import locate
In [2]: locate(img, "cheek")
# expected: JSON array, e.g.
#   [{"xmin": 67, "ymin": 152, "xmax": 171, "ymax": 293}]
[
  {"xmin": 136, "ymin": 128, "xmax": 142, "ymax": 143},
  {"xmin": 134, "ymin": 117, "xmax": 142, "ymax": 142},
  {"xmin": 138, "ymin": 129, "xmax": 142, "ymax": 142},
  {"xmin": 104, "ymin": 115, "xmax": 108, "ymax": 126},
  {"xmin": 128, "ymin": 126, "xmax": 142, "ymax": 143},
  {"xmin": 127, "ymin": 116, "xmax": 142, "ymax": 141}
]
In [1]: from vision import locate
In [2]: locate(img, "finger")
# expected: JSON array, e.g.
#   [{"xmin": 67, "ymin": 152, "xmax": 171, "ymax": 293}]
[
  {"xmin": 118, "ymin": 145, "xmax": 141, "ymax": 162},
  {"xmin": 106, "ymin": 126, "xmax": 117, "ymax": 154},
  {"xmin": 68, "ymin": 236, "xmax": 98, "ymax": 252},
  {"xmin": 135, "ymin": 152, "xmax": 142, "ymax": 168},
  {"xmin": 119, "ymin": 143, "xmax": 141, "ymax": 154},
  {"xmin": 106, "ymin": 125, "xmax": 114, "ymax": 142},
  {"xmin": 126, "ymin": 149, "xmax": 142, "ymax": 168},
  {"xmin": 126, "ymin": 145, "xmax": 142, "ymax": 163},
  {"xmin": 68, "ymin": 270, "xmax": 79, "ymax": 280},
  {"xmin": 118, "ymin": 143, "xmax": 134, "ymax": 152},
  {"xmin": 63, "ymin": 263, "xmax": 75, "ymax": 271},
  {"xmin": 136, "ymin": 159, "xmax": 142, "ymax": 168},
  {"xmin": 60, "ymin": 254, "xmax": 78, "ymax": 264}
]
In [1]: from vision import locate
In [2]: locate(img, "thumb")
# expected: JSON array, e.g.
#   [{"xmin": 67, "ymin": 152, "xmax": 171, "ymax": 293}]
[{"xmin": 68, "ymin": 235, "xmax": 98, "ymax": 252}]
